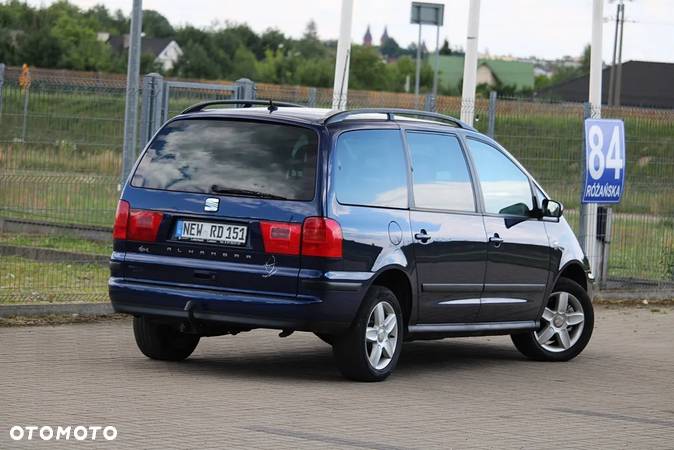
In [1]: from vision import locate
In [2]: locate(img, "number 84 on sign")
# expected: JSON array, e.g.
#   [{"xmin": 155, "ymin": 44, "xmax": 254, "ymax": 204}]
[{"xmin": 582, "ymin": 119, "xmax": 626, "ymax": 204}]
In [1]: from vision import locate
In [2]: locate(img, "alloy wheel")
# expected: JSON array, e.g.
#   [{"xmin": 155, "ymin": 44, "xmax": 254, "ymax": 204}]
[
  {"xmin": 364, "ymin": 301, "xmax": 399, "ymax": 370},
  {"xmin": 535, "ymin": 291, "xmax": 585, "ymax": 352}
]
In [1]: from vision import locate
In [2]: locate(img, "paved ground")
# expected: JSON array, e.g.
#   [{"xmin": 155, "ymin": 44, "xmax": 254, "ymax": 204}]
[{"xmin": 1, "ymin": 305, "xmax": 673, "ymax": 449}]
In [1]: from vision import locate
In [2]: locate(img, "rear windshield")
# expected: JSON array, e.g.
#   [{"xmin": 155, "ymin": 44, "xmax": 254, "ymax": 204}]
[{"xmin": 131, "ymin": 119, "xmax": 318, "ymax": 201}]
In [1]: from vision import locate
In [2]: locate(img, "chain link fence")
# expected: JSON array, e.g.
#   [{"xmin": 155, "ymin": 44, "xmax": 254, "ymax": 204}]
[{"xmin": 1, "ymin": 65, "xmax": 672, "ymax": 303}]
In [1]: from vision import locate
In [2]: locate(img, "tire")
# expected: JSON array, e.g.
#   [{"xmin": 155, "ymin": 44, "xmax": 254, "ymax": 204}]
[
  {"xmin": 332, "ymin": 286, "xmax": 403, "ymax": 382},
  {"xmin": 133, "ymin": 316, "xmax": 200, "ymax": 361},
  {"xmin": 511, "ymin": 277, "xmax": 594, "ymax": 362}
]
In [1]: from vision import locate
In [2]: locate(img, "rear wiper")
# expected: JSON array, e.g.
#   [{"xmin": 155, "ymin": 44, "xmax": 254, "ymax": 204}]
[{"xmin": 210, "ymin": 185, "xmax": 288, "ymax": 200}]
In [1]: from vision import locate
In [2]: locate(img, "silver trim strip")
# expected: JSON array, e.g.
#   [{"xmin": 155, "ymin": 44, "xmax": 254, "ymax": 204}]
[
  {"xmin": 408, "ymin": 320, "xmax": 538, "ymax": 334},
  {"xmin": 439, "ymin": 298, "xmax": 527, "ymax": 306},
  {"xmin": 438, "ymin": 298, "xmax": 481, "ymax": 305},
  {"xmin": 324, "ymin": 271, "xmax": 374, "ymax": 281},
  {"xmin": 481, "ymin": 298, "xmax": 528, "ymax": 304},
  {"xmin": 111, "ymin": 251, "xmax": 125, "ymax": 261}
]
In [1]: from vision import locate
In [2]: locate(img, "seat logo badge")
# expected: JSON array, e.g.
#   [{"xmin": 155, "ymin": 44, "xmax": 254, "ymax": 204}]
[{"xmin": 204, "ymin": 198, "xmax": 219, "ymax": 212}]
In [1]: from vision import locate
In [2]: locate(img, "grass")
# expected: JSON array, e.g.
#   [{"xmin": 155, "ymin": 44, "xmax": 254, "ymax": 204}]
[
  {"xmin": 0, "ymin": 170, "xmax": 118, "ymax": 227},
  {"xmin": 0, "ymin": 233, "xmax": 111, "ymax": 255},
  {"xmin": 0, "ymin": 256, "xmax": 108, "ymax": 304},
  {"xmin": 0, "ymin": 314, "xmax": 127, "ymax": 327},
  {"xmin": 0, "ymin": 83, "xmax": 673, "ymax": 285},
  {"xmin": 609, "ymin": 216, "xmax": 674, "ymax": 280}
]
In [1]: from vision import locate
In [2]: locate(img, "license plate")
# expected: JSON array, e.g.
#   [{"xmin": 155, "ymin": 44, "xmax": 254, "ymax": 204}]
[{"xmin": 175, "ymin": 220, "xmax": 247, "ymax": 245}]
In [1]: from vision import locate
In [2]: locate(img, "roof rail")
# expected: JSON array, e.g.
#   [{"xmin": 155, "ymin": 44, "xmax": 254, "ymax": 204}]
[
  {"xmin": 323, "ymin": 108, "xmax": 475, "ymax": 130},
  {"xmin": 181, "ymin": 99, "xmax": 303, "ymax": 115}
]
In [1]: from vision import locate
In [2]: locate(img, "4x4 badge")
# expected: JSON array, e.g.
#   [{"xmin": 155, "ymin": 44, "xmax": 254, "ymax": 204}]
[{"xmin": 204, "ymin": 198, "xmax": 219, "ymax": 212}]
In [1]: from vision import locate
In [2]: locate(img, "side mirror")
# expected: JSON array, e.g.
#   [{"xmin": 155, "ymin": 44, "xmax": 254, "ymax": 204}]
[{"xmin": 543, "ymin": 199, "xmax": 563, "ymax": 218}]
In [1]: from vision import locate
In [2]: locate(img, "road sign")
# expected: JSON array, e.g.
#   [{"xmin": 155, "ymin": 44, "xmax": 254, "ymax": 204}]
[
  {"xmin": 582, "ymin": 118, "xmax": 626, "ymax": 204},
  {"xmin": 411, "ymin": 2, "xmax": 444, "ymax": 26}
]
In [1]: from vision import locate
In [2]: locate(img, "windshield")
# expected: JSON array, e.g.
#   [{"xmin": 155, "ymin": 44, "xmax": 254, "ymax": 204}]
[{"xmin": 131, "ymin": 119, "xmax": 318, "ymax": 201}]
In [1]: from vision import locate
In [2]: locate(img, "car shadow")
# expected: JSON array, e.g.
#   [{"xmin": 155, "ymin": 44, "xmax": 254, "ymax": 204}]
[{"xmin": 143, "ymin": 336, "xmax": 524, "ymax": 383}]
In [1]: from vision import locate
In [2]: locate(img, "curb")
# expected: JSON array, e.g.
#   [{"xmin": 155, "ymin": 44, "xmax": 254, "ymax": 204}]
[
  {"xmin": 0, "ymin": 244, "xmax": 109, "ymax": 264},
  {"xmin": 594, "ymin": 289, "xmax": 674, "ymax": 303},
  {"xmin": 0, "ymin": 303, "xmax": 114, "ymax": 318},
  {"xmin": 0, "ymin": 218, "xmax": 111, "ymax": 242}
]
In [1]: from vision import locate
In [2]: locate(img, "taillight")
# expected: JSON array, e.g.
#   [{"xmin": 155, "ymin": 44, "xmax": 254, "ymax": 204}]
[
  {"xmin": 260, "ymin": 221, "xmax": 301, "ymax": 255},
  {"xmin": 113, "ymin": 200, "xmax": 130, "ymax": 240},
  {"xmin": 260, "ymin": 217, "xmax": 343, "ymax": 258},
  {"xmin": 112, "ymin": 200, "xmax": 163, "ymax": 242},
  {"xmin": 301, "ymin": 217, "xmax": 342, "ymax": 258},
  {"xmin": 128, "ymin": 210, "xmax": 164, "ymax": 242}
]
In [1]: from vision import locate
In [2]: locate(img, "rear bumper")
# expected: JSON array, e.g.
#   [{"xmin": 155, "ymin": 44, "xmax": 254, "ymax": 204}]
[{"xmin": 109, "ymin": 277, "xmax": 364, "ymax": 333}]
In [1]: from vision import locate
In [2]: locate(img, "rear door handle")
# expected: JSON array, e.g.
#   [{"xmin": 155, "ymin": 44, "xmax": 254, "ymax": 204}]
[
  {"xmin": 414, "ymin": 230, "xmax": 432, "ymax": 242},
  {"xmin": 489, "ymin": 233, "xmax": 504, "ymax": 247}
]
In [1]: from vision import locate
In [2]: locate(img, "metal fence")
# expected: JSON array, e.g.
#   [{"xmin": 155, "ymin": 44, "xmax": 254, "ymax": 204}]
[{"xmin": 1, "ymin": 65, "xmax": 672, "ymax": 303}]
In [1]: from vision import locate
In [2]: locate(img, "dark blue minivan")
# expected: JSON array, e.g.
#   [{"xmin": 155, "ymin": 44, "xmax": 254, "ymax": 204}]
[{"xmin": 110, "ymin": 101, "xmax": 594, "ymax": 381}]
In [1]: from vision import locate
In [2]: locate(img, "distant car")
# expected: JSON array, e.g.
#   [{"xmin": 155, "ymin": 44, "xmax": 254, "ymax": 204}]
[{"xmin": 109, "ymin": 101, "xmax": 594, "ymax": 381}]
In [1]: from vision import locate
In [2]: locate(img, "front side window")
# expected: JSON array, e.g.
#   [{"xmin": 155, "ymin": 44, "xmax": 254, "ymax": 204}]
[
  {"xmin": 332, "ymin": 130, "xmax": 408, "ymax": 208},
  {"xmin": 467, "ymin": 139, "xmax": 533, "ymax": 216},
  {"xmin": 407, "ymin": 132, "xmax": 475, "ymax": 211},
  {"xmin": 131, "ymin": 119, "xmax": 318, "ymax": 201}
]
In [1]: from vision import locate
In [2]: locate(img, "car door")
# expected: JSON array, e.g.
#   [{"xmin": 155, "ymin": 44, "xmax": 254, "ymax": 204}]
[
  {"xmin": 465, "ymin": 138, "xmax": 551, "ymax": 322},
  {"xmin": 407, "ymin": 131, "xmax": 487, "ymax": 324}
]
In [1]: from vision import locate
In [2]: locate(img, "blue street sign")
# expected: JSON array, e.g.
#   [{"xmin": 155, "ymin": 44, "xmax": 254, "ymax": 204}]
[{"xmin": 582, "ymin": 119, "xmax": 626, "ymax": 204}]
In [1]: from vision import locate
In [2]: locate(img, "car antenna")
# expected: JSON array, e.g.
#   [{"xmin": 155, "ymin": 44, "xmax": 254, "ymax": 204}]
[{"xmin": 267, "ymin": 99, "xmax": 278, "ymax": 113}]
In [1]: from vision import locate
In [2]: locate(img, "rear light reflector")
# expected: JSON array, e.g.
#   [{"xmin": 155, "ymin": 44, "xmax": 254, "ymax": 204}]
[
  {"xmin": 301, "ymin": 217, "xmax": 342, "ymax": 258},
  {"xmin": 260, "ymin": 221, "xmax": 301, "ymax": 255},
  {"xmin": 112, "ymin": 200, "xmax": 163, "ymax": 242},
  {"xmin": 113, "ymin": 200, "xmax": 130, "ymax": 240}
]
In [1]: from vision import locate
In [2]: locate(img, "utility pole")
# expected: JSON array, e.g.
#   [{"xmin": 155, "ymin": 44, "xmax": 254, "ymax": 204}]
[
  {"xmin": 460, "ymin": 0, "xmax": 481, "ymax": 126},
  {"xmin": 411, "ymin": 2, "xmax": 444, "ymax": 110},
  {"xmin": 332, "ymin": 0, "xmax": 354, "ymax": 110},
  {"xmin": 121, "ymin": 0, "xmax": 143, "ymax": 184},
  {"xmin": 579, "ymin": 0, "xmax": 604, "ymax": 281},
  {"xmin": 607, "ymin": 2, "xmax": 620, "ymax": 106},
  {"xmin": 414, "ymin": 21, "xmax": 422, "ymax": 107},
  {"xmin": 608, "ymin": 0, "xmax": 629, "ymax": 106},
  {"xmin": 431, "ymin": 22, "xmax": 440, "ymax": 101},
  {"xmin": 614, "ymin": 1, "xmax": 626, "ymax": 106}
]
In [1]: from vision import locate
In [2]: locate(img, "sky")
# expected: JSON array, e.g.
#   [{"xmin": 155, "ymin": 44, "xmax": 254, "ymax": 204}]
[{"xmin": 25, "ymin": 0, "xmax": 674, "ymax": 63}]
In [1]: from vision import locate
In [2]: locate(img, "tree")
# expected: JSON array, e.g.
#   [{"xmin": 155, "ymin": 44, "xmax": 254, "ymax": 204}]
[
  {"xmin": 296, "ymin": 57, "xmax": 333, "ymax": 87},
  {"xmin": 349, "ymin": 45, "xmax": 387, "ymax": 90},
  {"xmin": 172, "ymin": 42, "xmax": 220, "ymax": 79},
  {"xmin": 294, "ymin": 20, "xmax": 326, "ymax": 59},
  {"xmin": 142, "ymin": 10, "xmax": 174, "ymax": 38},
  {"xmin": 380, "ymin": 36, "xmax": 402, "ymax": 59},
  {"xmin": 16, "ymin": 31, "xmax": 62, "ymax": 67},
  {"xmin": 50, "ymin": 13, "xmax": 113, "ymax": 70},
  {"xmin": 84, "ymin": 5, "xmax": 127, "ymax": 35},
  {"xmin": 439, "ymin": 39, "xmax": 452, "ymax": 55},
  {"xmin": 230, "ymin": 46, "xmax": 257, "ymax": 80},
  {"xmin": 259, "ymin": 28, "xmax": 287, "ymax": 54},
  {"xmin": 579, "ymin": 44, "xmax": 591, "ymax": 74},
  {"xmin": 386, "ymin": 55, "xmax": 415, "ymax": 91}
]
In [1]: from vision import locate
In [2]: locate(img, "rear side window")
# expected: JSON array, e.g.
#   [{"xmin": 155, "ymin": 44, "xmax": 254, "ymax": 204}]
[
  {"xmin": 407, "ymin": 132, "xmax": 475, "ymax": 211},
  {"xmin": 131, "ymin": 119, "xmax": 318, "ymax": 201},
  {"xmin": 332, "ymin": 130, "xmax": 408, "ymax": 208},
  {"xmin": 466, "ymin": 139, "xmax": 533, "ymax": 216}
]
